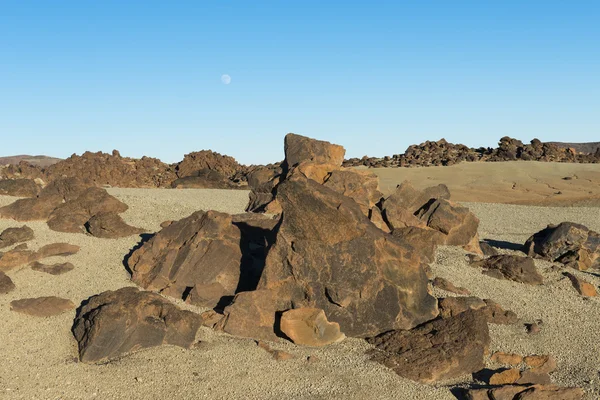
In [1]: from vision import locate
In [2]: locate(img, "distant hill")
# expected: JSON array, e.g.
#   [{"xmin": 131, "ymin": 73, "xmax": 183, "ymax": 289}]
[
  {"xmin": 0, "ymin": 155, "xmax": 62, "ymax": 167},
  {"xmin": 548, "ymin": 142, "xmax": 600, "ymax": 154}
]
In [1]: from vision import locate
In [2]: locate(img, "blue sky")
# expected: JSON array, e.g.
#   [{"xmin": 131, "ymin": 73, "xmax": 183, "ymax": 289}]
[{"xmin": 1, "ymin": 1, "xmax": 598, "ymax": 164}]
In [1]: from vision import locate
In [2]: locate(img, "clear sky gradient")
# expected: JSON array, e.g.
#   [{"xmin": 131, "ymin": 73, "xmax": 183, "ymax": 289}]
[{"xmin": 1, "ymin": 1, "xmax": 598, "ymax": 164}]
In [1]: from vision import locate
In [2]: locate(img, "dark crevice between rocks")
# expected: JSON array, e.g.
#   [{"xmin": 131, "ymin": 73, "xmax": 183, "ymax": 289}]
[
  {"xmin": 483, "ymin": 239, "xmax": 523, "ymax": 252},
  {"xmin": 122, "ymin": 233, "xmax": 155, "ymax": 276}
]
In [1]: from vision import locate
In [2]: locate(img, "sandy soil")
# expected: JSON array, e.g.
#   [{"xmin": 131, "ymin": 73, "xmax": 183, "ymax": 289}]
[
  {"xmin": 0, "ymin": 185, "xmax": 599, "ymax": 399},
  {"xmin": 370, "ymin": 161, "xmax": 600, "ymax": 206}
]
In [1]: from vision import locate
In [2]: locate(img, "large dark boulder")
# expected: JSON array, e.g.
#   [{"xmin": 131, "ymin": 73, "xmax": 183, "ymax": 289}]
[
  {"xmin": 72, "ymin": 287, "xmax": 202, "ymax": 363},
  {"xmin": 282, "ymin": 133, "xmax": 345, "ymax": 171},
  {"xmin": 0, "ymin": 179, "xmax": 40, "ymax": 197},
  {"xmin": 85, "ymin": 212, "xmax": 144, "ymax": 238},
  {"xmin": 367, "ymin": 310, "xmax": 490, "ymax": 383},
  {"xmin": 524, "ymin": 222, "xmax": 600, "ymax": 270},
  {"xmin": 252, "ymin": 173, "xmax": 438, "ymax": 338}
]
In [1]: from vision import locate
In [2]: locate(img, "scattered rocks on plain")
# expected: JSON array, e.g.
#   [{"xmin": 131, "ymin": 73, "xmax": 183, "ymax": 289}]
[{"xmin": 0, "ymin": 271, "xmax": 15, "ymax": 294}]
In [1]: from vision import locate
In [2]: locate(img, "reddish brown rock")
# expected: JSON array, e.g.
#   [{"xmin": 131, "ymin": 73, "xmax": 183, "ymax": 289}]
[
  {"xmin": 368, "ymin": 207, "xmax": 391, "ymax": 233},
  {"xmin": 489, "ymin": 368, "xmax": 521, "ymax": 385},
  {"xmin": 85, "ymin": 212, "xmax": 144, "ymax": 238},
  {"xmin": 257, "ymin": 174, "xmax": 438, "ymax": 338},
  {"xmin": 472, "ymin": 255, "xmax": 543, "ymax": 285},
  {"xmin": 391, "ymin": 226, "xmax": 445, "ymax": 264},
  {"xmin": 0, "ymin": 271, "xmax": 15, "ymax": 294},
  {"xmin": 171, "ymin": 169, "xmax": 243, "ymax": 189},
  {"xmin": 524, "ymin": 355, "xmax": 557, "ymax": 373},
  {"xmin": 524, "ymin": 222, "xmax": 600, "ymax": 270},
  {"xmin": 432, "ymin": 277, "xmax": 470, "ymax": 295},
  {"xmin": 256, "ymin": 341, "xmax": 296, "ymax": 361},
  {"xmin": 367, "ymin": 310, "xmax": 490, "ymax": 383},
  {"xmin": 280, "ymin": 308, "xmax": 345, "ymax": 347},
  {"xmin": 322, "ymin": 169, "xmax": 382, "ymax": 215},
  {"xmin": 416, "ymin": 198, "xmax": 480, "ymax": 246},
  {"xmin": 563, "ymin": 272, "xmax": 597, "ymax": 297},
  {"xmin": 175, "ymin": 150, "xmax": 245, "ymax": 180},
  {"xmin": 73, "ymin": 287, "xmax": 202, "ymax": 363},
  {"xmin": 10, "ymin": 296, "xmax": 75, "ymax": 317},
  {"xmin": 47, "ymin": 187, "xmax": 128, "ymax": 233},
  {"xmin": 283, "ymin": 133, "xmax": 345, "ymax": 170},
  {"xmin": 129, "ymin": 210, "xmax": 274, "ymax": 308},
  {"xmin": 438, "ymin": 297, "xmax": 518, "ymax": 324},
  {"xmin": 465, "ymin": 384, "xmax": 584, "ymax": 400},
  {"xmin": 0, "ymin": 225, "xmax": 34, "ymax": 249},
  {"xmin": 491, "ymin": 352, "xmax": 523, "ymax": 366},
  {"xmin": 35, "ymin": 243, "xmax": 80, "ymax": 259},
  {"xmin": 0, "ymin": 178, "xmax": 40, "ymax": 197},
  {"xmin": 30, "ymin": 261, "xmax": 75, "ymax": 275},
  {"xmin": 0, "ymin": 196, "xmax": 62, "ymax": 221},
  {"xmin": 0, "ymin": 247, "xmax": 34, "ymax": 271}
]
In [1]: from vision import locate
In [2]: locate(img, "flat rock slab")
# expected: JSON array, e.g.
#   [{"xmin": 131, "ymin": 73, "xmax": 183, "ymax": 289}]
[
  {"xmin": 30, "ymin": 261, "xmax": 75, "ymax": 275},
  {"xmin": 472, "ymin": 254, "xmax": 543, "ymax": 285},
  {"xmin": 0, "ymin": 271, "xmax": 15, "ymax": 294},
  {"xmin": 10, "ymin": 296, "xmax": 75, "ymax": 317},
  {"xmin": 280, "ymin": 308, "xmax": 345, "ymax": 347}
]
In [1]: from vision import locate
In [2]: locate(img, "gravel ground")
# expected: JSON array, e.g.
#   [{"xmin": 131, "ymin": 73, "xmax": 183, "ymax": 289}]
[{"xmin": 0, "ymin": 190, "xmax": 598, "ymax": 399}]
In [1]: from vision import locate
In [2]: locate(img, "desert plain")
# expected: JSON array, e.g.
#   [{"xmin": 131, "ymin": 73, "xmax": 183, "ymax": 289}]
[{"xmin": 1, "ymin": 137, "xmax": 600, "ymax": 400}]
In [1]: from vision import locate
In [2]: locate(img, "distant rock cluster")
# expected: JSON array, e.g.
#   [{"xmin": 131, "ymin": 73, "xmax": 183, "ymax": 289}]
[{"xmin": 343, "ymin": 137, "xmax": 600, "ymax": 168}]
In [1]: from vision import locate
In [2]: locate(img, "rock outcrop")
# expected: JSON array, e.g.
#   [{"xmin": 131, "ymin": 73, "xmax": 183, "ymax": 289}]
[
  {"xmin": 279, "ymin": 308, "xmax": 345, "ymax": 347},
  {"xmin": 72, "ymin": 287, "xmax": 203, "ymax": 363},
  {"xmin": 0, "ymin": 179, "xmax": 40, "ymax": 197},
  {"xmin": 367, "ymin": 310, "xmax": 490, "ymax": 383},
  {"xmin": 0, "ymin": 225, "xmax": 34, "ymax": 249},
  {"xmin": 175, "ymin": 150, "xmax": 247, "ymax": 181},
  {"xmin": 524, "ymin": 222, "xmax": 600, "ymax": 270}
]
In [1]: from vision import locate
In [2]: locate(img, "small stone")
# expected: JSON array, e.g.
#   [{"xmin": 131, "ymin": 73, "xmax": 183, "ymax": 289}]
[
  {"xmin": 516, "ymin": 370, "xmax": 552, "ymax": 385},
  {"xmin": 564, "ymin": 272, "xmax": 597, "ymax": 297},
  {"xmin": 524, "ymin": 355, "xmax": 557, "ymax": 373},
  {"xmin": 10, "ymin": 296, "xmax": 75, "ymax": 317},
  {"xmin": 525, "ymin": 322, "xmax": 541, "ymax": 335},
  {"xmin": 0, "ymin": 271, "xmax": 15, "ymax": 294},
  {"xmin": 489, "ymin": 368, "xmax": 521, "ymax": 385},
  {"xmin": 490, "ymin": 352, "xmax": 523, "ymax": 366},
  {"xmin": 30, "ymin": 261, "xmax": 75, "ymax": 275}
]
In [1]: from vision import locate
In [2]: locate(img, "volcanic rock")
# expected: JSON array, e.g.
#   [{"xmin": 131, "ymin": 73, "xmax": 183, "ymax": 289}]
[
  {"xmin": 524, "ymin": 355, "xmax": 557, "ymax": 373},
  {"xmin": 524, "ymin": 222, "xmax": 600, "ymax": 270},
  {"xmin": 171, "ymin": 169, "xmax": 243, "ymax": 189},
  {"xmin": 322, "ymin": 169, "xmax": 383, "ymax": 215},
  {"xmin": 489, "ymin": 368, "xmax": 521, "ymax": 385},
  {"xmin": 368, "ymin": 206, "xmax": 391, "ymax": 233},
  {"xmin": 35, "ymin": 243, "xmax": 80, "ymax": 259},
  {"xmin": 563, "ymin": 272, "xmax": 597, "ymax": 297},
  {"xmin": 30, "ymin": 261, "xmax": 75, "ymax": 275},
  {"xmin": 72, "ymin": 287, "xmax": 202, "ymax": 363},
  {"xmin": 472, "ymin": 255, "xmax": 543, "ymax": 285},
  {"xmin": 367, "ymin": 310, "xmax": 490, "ymax": 383},
  {"xmin": 10, "ymin": 296, "xmax": 75, "ymax": 317},
  {"xmin": 416, "ymin": 198, "xmax": 480, "ymax": 246},
  {"xmin": 256, "ymin": 173, "xmax": 438, "ymax": 337},
  {"xmin": 0, "ymin": 179, "xmax": 40, "ymax": 197},
  {"xmin": 85, "ymin": 212, "xmax": 144, "ymax": 238},
  {"xmin": 491, "ymin": 352, "xmax": 523, "ymax": 366},
  {"xmin": 279, "ymin": 308, "xmax": 345, "ymax": 347},
  {"xmin": 438, "ymin": 297, "xmax": 518, "ymax": 324},
  {"xmin": 47, "ymin": 187, "xmax": 128, "ymax": 233},
  {"xmin": 431, "ymin": 277, "xmax": 470, "ymax": 295},
  {"xmin": 282, "ymin": 133, "xmax": 345, "ymax": 171},
  {"xmin": 465, "ymin": 384, "xmax": 584, "ymax": 400},
  {"xmin": 129, "ymin": 210, "xmax": 275, "ymax": 308},
  {"xmin": 0, "ymin": 225, "xmax": 34, "ymax": 249},
  {"xmin": 0, "ymin": 247, "xmax": 35, "ymax": 271},
  {"xmin": 0, "ymin": 271, "xmax": 15, "ymax": 294},
  {"xmin": 175, "ymin": 150, "xmax": 245, "ymax": 180}
]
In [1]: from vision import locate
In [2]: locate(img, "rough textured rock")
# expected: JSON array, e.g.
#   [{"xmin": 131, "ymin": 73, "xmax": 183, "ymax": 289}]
[
  {"xmin": 217, "ymin": 289, "xmax": 291, "ymax": 342},
  {"xmin": 72, "ymin": 287, "xmax": 202, "ymax": 363},
  {"xmin": 45, "ymin": 151, "xmax": 176, "ymax": 188},
  {"xmin": 563, "ymin": 272, "xmax": 597, "ymax": 297},
  {"xmin": 491, "ymin": 352, "xmax": 523, "ymax": 366},
  {"xmin": 368, "ymin": 206, "xmax": 391, "ymax": 233},
  {"xmin": 432, "ymin": 277, "xmax": 470, "ymax": 295},
  {"xmin": 472, "ymin": 255, "xmax": 544, "ymax": 285},
  {"xmin": 256, "ymin": 174, "xmax": 438, "ymax": 337},
  {"xmin": 322, "ymin": 169, "xmax": 382, "ymax": 215},
  {"xmin": 416, "ymin": 198, "xmax": 480, "ymax": 246},
  {"xmin": 85, "ymin": 212, "xmax": 144, "ymax": 238},
  {"xmin": 367, "ymin": 310, "xmax": 490, "ymax": 383},
  {"xmin": 524, "ymin": 355, "xmax": 557, "ymax": 373},
  {"xmin": 0, "ymin": 247, "xmax": 35, "ymax": 271},
  {"xmin": 171, "ymin": 169, "xmax": 243, "ymax": 189},
  {"xmin": 1, "ymin": 242, "xmax": 79, "ymax": 271},
  {"xmin": 464, "ymin": 384, "xmax": 584, "ymax": 400},
  {"xmin": 0, "ymin": 225, "xmax": 34, "ymax": 249},
  {"xmin": 30, "ymin": 261, "xmax": 75, "ymax": 275},
  {"xmin": 391, "ymin": 226, "xmax": 444, "ymax": 265},
  {"xmin": 129, "ymin": 211, "xmax": 275, "ymax": 308},
  {"xmin": 0, "ymin": 271, "xmax": 15, "ymax": 294},
  {"xmin": 0, "ymin": 179, "xmax": 40, "ymax": 197},
  {"xmin": 175, "ymin": 150, "xmax": 245, "ymax": 180},
  {"xmin": 47, "ymin": 187, "xmax": 128, "ymax": 233},
  {"xmin": 35, "ymin": 243, "xmax": 80, "ymax": 259},
  {"xmin": 489, "ymin": 368, "xmax": 522, "ymax": 385},
  {"xmin": 10, "ymin": 296, "xmax": 75, "ymax": 317},
  {"xmin": 438, "ymin": 297, "xmax": 518, "ymax": 325},
  {"xmin": 279, "ymin": 308, "xmax": 345, "ymax": 347},
  {"xmin": 524, "ymin": 222, "xmax": 600, "ymax": 270},
  {"xmin": 283, "ymin": 133, "xmax": 345, "ymax": 170}
]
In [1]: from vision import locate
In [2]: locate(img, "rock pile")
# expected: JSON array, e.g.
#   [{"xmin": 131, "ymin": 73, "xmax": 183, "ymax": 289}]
[{"xmin": 343, "ymin": 136, "xmax": 600, "ymax": 168}]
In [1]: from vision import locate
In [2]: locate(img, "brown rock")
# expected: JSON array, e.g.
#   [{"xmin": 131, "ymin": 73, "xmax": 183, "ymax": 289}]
[
  {"xmin": 489, "ymin": 368, "xmax": 521, "ymax": 385},
  {"xmin": 47, "ymin": 187, "xmax": 128, "ymax": 233},
  {"xmin": 480, "ymin": 241, "xmax": 499, "ymax": 257},
  {"xmin": 491, "ymin": 352, "xmax": 524, "ymax": 366},
  {"xmin": 30, "ymin": 261, "xmax": 75, "ymax": 275},
  {"xmin": 256, "ymin": 341, "xmax": 296, "ymax": 361},
  {"xmin": 280, "ymin": 308, "xmax": 345, "ymax": 347},
  {"xmin": 85, "ymin": 212, "xmax": 144, "ymax": 238},
  {"xmin": 171, "ymin": 169, "xmax": 241, "ymax": 189},
  {"xmin": 472, "ymin": 255, "xmax": 544, "ymax": 285},
  {"xmin": 283, "ymin": 133, "xmax": 345, "ymax": 170},
  {"xmin": 0, "ymin": 196, "xmax": 62, "ymax": 221},
  {"xmin": 382, "ymin": 181, "xmax": 451, "ymax": 224},
  {"xmin": 0, "ymin": 178, "xmax": 40, "ymax": 197},
  {"xmin": 465, "ymin": 385, "xmax": 584, "ymax": 400},
  {"xmin": 483, "ymin": 299, "xmax": 519, "ymax": 325},
  {"xmin": 35, "ymin": 243, "xmax": 80, "ymax": 259},
  {"xmin": 526, "ymin": 322, "xmax": 542, "ymax": 335},
  {"xmin": 0, "ymin": 247, "xmax": 34, "ymax": 271},
  {"xmin": 129, "ymin": 210, "xmax": 273, "ymax": 308},
  {"xmin": 257, "ymin": 174, "xmax": 438, "ymax": 337},
  {"xmin": 10, "ymin": 296, "xmax": 75, "ymax": 317},
  {"xmin": 175, "ymin": 150, "xmax": 244, "ymax": 180},
  {"xmin": 0, "ymin": 271, "xmax": 15, "ymax": 294},
  {"xmin": 563, "ymin": 272, "xmax": 597, "ymax": 296},
  {"xmin": 391, "ymin": 226, "xmax": 445, "ymax": 264},
  {"xmin": 416, "ymin": 198, "xmax": 480, "ymax": 246},
  {"xmin": 524, "ymin": 355, "xmax": 557, "ymax": 373},
  {"xmin": 0, "ymin": 225, "xmax": 34, "ymax": 249},
  {"xmin": 369, "ymin": 207, "xmax": 391, "ymax": 233},
  {"xmin": 72, "ymin": 287, "xmax": 202, "ymax": 363},
  {"xmin": 322, "ymin": 169, "xmax": 383, "ymax": 215},
  {"xmin": 516, "ymin": 370, "xmax": 552, "ymax": 385},
  {"xmin": 367, "ymin": 310, "xmax": 490, "ymax": 383},
  {"xmin": 524, "ymin": 222, "xmax": 600, "ymax": 270},
  {"xmin": 438, "ymin": 297, "xmax": 518, "ymax": 324},
  {"xmin": 217, "ymin": 290, "xmax": 291, "ymax": 342},
  {"xmin": 432, "ymin": 277, "xmax": 470, "ymax": 295},
  {"xmin": 159, "ymin": 220, "xmax": 173, "ymax": 229}
]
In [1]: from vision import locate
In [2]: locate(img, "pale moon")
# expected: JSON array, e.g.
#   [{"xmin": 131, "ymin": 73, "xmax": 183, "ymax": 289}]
[{"xmin": 221, "ymin": 74, "xmax": 231, "ymax": 85}]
